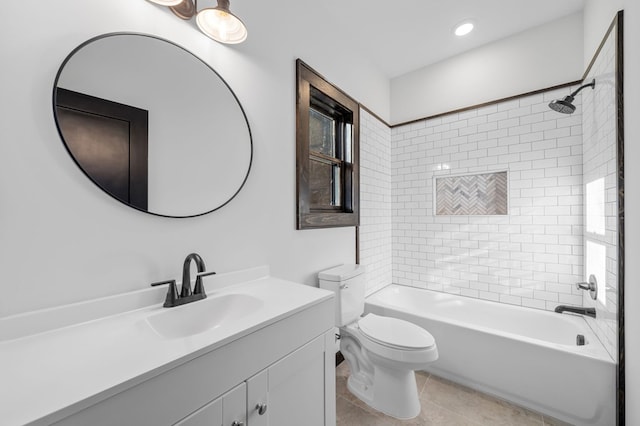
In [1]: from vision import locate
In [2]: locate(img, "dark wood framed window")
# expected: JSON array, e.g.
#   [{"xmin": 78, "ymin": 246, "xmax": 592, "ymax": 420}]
[{"xmin": 296, "ymin": 59, "xmax": 359, "ymax": 229}]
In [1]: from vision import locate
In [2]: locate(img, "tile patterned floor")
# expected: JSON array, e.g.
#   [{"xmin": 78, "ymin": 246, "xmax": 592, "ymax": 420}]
[{"xmin": 335, "ymin": 362, "xmax": 573, "ymax": 426}]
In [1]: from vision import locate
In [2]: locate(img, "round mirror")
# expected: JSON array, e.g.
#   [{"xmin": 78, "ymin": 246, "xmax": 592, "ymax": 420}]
[{"xmin": 53, "ymin": 33, "xmax": 252, "ymax": 218}]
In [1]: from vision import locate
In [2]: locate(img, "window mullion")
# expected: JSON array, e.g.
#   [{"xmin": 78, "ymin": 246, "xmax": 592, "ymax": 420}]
[{"xmin": 310, "ymin": 151, "xmax": 341, "ymax": 165}]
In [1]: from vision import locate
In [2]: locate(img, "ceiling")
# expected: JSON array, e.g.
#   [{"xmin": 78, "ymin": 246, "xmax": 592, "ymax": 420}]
[{"xmin": 318, "ymin": 0, "xmax": 585, "ymax": 78}]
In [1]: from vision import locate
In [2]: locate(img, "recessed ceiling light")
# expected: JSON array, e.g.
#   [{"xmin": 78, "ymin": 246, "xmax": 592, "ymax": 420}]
[{"xmin": 454, "ymin": 21, "xmax": 474, "ymax": 37}]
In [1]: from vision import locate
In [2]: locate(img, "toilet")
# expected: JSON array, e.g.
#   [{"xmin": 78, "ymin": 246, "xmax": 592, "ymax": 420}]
[{"xmin": 319, "ymin": 264, "xmax": 438, "ymax": 419}]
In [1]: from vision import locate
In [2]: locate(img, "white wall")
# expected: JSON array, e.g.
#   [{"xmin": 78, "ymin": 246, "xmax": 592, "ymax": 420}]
[
  {"xmin": 0, "ymin": 0, "xmax": 389, "ymax": 317},
  {"xmin": 583, "ymin": 0, "xmax": 624, "ymax": 69},
  {"xmin": 390, "ymin": 13, "xmax": 584, "ymax": 125}
]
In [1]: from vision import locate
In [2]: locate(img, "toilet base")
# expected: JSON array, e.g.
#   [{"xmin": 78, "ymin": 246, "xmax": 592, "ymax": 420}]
[{"xmin": 346, "ymin": 364, "xmax": 421, "ymax": 420}]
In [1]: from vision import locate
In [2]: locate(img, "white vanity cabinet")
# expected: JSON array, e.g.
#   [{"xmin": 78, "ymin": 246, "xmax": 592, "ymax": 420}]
[
  {"xmin": 175, "ymin": 333, "xmax": 329, "ymax": 426},
  {"xmin": 50, "ymin": 293, "xmax": 336, "ymax": 426}
]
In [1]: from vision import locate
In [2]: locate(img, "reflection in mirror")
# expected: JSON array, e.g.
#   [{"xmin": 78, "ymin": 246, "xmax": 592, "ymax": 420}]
[{"xmin": 53, "ymin": 33, "xmax": 252, "ymax": 218}]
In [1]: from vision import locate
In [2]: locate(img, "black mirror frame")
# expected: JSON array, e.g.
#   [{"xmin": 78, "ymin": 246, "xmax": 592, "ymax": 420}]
[{"xmin": 52, "ymin": 32, "xmax": 253, "ymax": 219}]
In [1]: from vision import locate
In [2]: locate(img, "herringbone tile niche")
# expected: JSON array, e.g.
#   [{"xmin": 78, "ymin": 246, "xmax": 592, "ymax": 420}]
[{"xmin": 435, "ymin": 171, "xmax": 508, "ymax": 215}]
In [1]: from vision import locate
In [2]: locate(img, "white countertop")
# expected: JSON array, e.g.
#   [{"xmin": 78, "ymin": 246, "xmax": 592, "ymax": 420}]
[{"xmin": 0, "ymin": 267, "xmax": 333, "ymax": 426}]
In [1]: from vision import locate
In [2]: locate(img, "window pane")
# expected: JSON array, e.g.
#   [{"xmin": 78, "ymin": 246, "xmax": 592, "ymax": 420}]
[
  {"xmin": 310, "ymin": 158, "xmax": 341, "ymax": 208},
  {"xmin": 309, "ymin": 108, "xmax": 335, "ymax": 157},
  {"xmin": 344, "ymin": 123, "xmax": 352, "ymax": 163},
  {"xmin": 333, "ymin": 163, "xmax": 341, "ymax": 205}
]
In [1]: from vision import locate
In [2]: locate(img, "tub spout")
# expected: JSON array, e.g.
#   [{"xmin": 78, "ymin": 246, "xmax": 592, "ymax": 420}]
[{"xmin": 554, "ymin": 305, "xmax": 596, "ymax": 319}]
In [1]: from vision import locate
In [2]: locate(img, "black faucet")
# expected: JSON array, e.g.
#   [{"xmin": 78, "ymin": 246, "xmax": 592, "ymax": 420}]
[
  {"xmin": 181, "ymin": 252, "xmax": 205, "ymax": 297},
  {"xmin": 554, "ymin": 305, "xmax": 596, "ymax": 319},
  {"xmin": 150, "ymin": 253, "xmax": 216, "ymax": 308}
]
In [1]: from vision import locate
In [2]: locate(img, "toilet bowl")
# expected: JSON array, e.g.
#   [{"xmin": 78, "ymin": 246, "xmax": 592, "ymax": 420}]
[
  {"xmin": 340, "ymin": 313, "xmax": 437, "ymax": 419},
  {"xmin": 318, "ymin": 264, "xmax": 438, "ymax": 419}
]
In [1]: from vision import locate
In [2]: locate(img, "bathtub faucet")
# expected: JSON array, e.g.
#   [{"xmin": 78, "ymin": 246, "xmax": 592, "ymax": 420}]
[{"xmin": 554, "ymin": 305, "xmax": 596, "ymax": 319}]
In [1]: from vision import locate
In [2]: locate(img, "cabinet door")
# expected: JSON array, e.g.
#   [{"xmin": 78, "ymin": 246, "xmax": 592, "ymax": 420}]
[
  {"xmin": 264, "ymin": 335, "xmax": 327, "ymax": 426},
  {"xmin": 246, "ymin": 370, "xmax": 268, "ymax": 426},
  {"xmin": 222, "ymin": 382, "xmax": 247, "ymax": 426},
  {"xmin": 175, "ymin": 382, "xmax": 246, "ymax": 426}
]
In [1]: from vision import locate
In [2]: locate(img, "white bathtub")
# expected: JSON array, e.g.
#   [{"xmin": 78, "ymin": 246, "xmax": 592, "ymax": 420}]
[{"xmin": 365, "ymin": 285, "xmax": 616, "ymax": 426}]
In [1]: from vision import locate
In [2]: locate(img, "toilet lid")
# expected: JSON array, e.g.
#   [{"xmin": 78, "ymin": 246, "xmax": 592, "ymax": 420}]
[{"xmin": 358, "ymin": 313, "xmax": 435, "ymax": 350}]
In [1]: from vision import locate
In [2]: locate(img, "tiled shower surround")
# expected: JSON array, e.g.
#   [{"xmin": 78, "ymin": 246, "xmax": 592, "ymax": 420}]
[
  {"xmin": 359, "ymin": 109, "xmax": 392, "ymax": 295},
  {"xmin": 392, "ymin": 90, "xmax": 585, "ymax": 310},
  {"xmin": 360, "ymin": 85, "xmax": 588, "ymax": 311},
  {"xmin": 582, "ymin": 25, "xmax": 618, "ymax": 360}
]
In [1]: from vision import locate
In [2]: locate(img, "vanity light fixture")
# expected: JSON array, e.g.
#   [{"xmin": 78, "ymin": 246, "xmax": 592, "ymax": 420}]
[
  {"xmin": 196, "ymin": 0, "xmax": 247, "ymax": 44},
  {"xmin": 146, "ymin": 0, "xmax": 247, "ymax": 44},
  {"xmin": 454, "ymin": 21, "xmax": 474, "ymax": 37}
]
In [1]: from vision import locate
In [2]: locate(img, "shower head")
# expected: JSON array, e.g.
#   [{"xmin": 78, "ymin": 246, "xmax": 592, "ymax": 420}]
[
  {"xmin": 549, "ymin": 96, "xmax": 576, "ymax": 114},
  {"xmin": 548, "ymin": 79, "xmax": 595, "ymax": 114}
]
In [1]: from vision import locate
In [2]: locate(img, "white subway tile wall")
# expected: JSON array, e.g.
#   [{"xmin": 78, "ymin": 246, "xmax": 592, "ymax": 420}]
[
  {"xmin": 359, "ymin": 109, "xmax": 393, "ymax": 295},
  {"xmin": 582, "ymin": 27, "xmax": 618, "ymax": 360},
  {"xmin": 390, "ymin": 87, "xmax": 585, "ymax": 310}
]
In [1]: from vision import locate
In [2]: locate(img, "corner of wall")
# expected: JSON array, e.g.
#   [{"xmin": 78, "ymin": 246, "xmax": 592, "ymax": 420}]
[{"xmin": 583, "ymin": 0, "xmax": 624, "ymax": 69}]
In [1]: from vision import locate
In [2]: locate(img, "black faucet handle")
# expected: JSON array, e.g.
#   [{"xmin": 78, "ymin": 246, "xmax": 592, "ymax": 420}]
[
  {"xmin": 151, "ymin": 279, "xmax": 176, "ymax": 287},
  {"xmin": 193, "ymin": 270, "xmax": 216, "ymax": 295},
  {"xmin": 151, "ymin": 279, "xmax": 179, "ymax": 307}
]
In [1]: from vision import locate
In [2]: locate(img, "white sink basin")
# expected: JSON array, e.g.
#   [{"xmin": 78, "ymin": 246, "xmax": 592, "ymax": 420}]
[{"xmin": 145, "ymin": 294, "xmax": 263, "ymax": 339}]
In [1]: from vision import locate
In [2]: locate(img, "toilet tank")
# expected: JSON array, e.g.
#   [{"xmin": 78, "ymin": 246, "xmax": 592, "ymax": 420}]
[{"xmin": 318, "ymin": 264, "xmax": 366, "ymax": 327}]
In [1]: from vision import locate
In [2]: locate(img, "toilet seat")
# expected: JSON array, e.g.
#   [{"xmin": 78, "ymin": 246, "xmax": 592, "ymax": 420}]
[
  {"xmin": 358, "ymin": 314, "xmax": 435, "ymax": 351},
  {"xmin": 340, "ymin": 314, "xmax": 438, "ymax": 370},
  {"xmin": 358, "ymin": 313, "xmax": 435, "ymax": 350}
]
